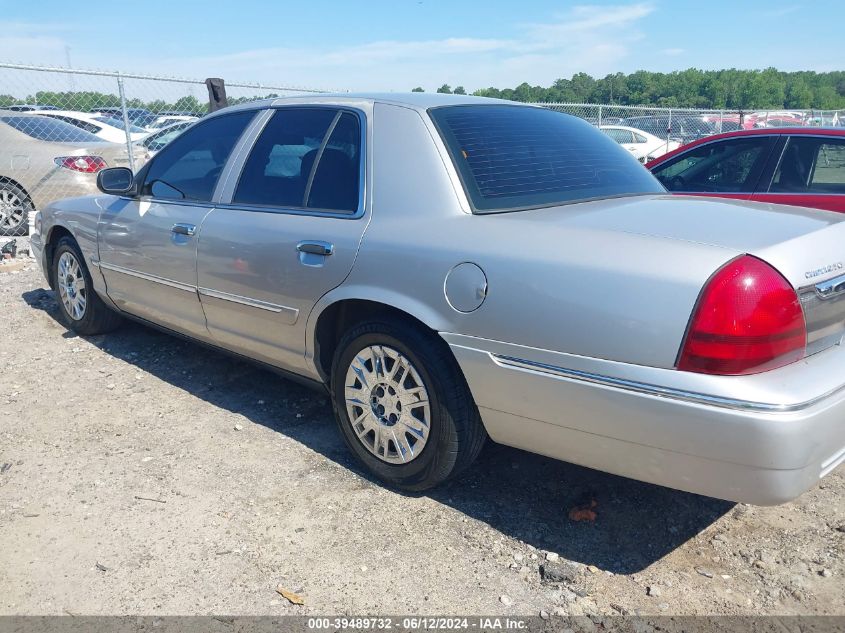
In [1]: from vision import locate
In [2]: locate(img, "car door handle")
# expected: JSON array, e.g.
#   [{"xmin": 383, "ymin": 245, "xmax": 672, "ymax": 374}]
[
  {"xmin": 172, "ymin": 223, "xmax": 196, "ymax": 237},
  {"xmin": 296, "ymin": 241, "xmax": 333, "ymax": 256}
]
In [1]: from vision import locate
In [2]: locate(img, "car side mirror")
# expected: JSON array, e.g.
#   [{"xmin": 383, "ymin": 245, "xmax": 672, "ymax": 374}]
[{"xmin": 97, "ymin": 167, "xmax": 136, "ymax": 196}]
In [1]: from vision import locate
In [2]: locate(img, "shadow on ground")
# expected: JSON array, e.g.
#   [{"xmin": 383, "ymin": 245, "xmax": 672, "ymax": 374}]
[{"xmin": 23, "ymin": 288, "xmax": 733, "ymax": 574}]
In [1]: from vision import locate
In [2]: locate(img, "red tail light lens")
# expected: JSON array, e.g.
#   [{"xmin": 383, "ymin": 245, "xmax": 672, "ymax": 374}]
[
  {"xmin": 678, "ymin": 255, "xmax": 806, "ymax": 375},
  {"xmin": 54, "ymin": 156, "xmax": 107, "ymax": 173}
]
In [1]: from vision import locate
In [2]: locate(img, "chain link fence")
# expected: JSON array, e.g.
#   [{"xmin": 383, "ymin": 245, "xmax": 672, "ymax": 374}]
[
  {"xmin": 533, "ymin": 103, "xmax": 845, "ymax": 163},
  {"xmin": 0, "ymin": 62, "xmax": 330, "ymax": 236},
  {"xmin": 3, "ymin": 62, "xmax": 845, "ymax": 237}
]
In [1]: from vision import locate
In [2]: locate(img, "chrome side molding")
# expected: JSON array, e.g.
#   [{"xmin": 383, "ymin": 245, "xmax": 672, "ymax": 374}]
[
  {"xmin": 198, "ymin": 286, "xmax": 299, "ymax": 320},
  {"xmin": 490, "ymin": 353, "xmax": 843, "ymax": 413},
  {"xmin": 98, "ymin": 261, "xmax": 195, "ymax": 293}
]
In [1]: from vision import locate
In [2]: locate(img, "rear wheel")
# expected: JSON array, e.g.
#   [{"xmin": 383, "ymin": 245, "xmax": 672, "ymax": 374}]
[
  {"xmin": 0, "ymin": 181, "xmax": 32, "ymax": 236},
  {"xmin": 52, "ymin": 236, "xmax": 122, "ymax": 335},
  {"xmin": 331, "ymin": 317, "xmax": 486, "ymax": 491}
]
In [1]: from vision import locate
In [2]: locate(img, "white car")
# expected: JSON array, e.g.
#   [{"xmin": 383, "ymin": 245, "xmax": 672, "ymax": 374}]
[
  {"xmin": 146, "ymin": 115, "xmax": 199, "ymax": 131},
  {"xmin": 133, "ymin": 119, "xmax": 195, "ymax": 160},
  {"xmin": 37, "ymin": 111, "xmax": 148, "ymax": 144},
  {"xmin": 599, "ymin": 125, "xmax": 680, "ymax": 163}
]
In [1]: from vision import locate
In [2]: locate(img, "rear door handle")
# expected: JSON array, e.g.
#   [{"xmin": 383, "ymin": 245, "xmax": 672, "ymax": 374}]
[
  {"xmin": 296, "ymin": 241, "xmax": 333, "ymax": 256},
  {"xmin": 172, "ymin": 223, "xmax": 196, "ymax": 236}
]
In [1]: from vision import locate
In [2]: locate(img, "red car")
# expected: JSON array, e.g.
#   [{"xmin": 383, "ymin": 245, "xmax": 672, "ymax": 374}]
[{"xmin": 646, "ymin": 128, "xmax": 845, "ymax": 213}]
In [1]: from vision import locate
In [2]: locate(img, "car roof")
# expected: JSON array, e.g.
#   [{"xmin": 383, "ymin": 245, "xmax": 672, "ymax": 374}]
[
  {"xmin": 219, "ymin": 92, "xmax": 530, "ymax": 116},
  {"xmin": 0, "ymin": 110, "xmax": 51, "ymax": 117},
  {"xmin": 600, "ymin": 124, "xmax": 654, "ymax": 134},
  {"xmin": 646, "ymin": 126, "xmax": 845, "ymax": 167},
  {"xmin": 38, "ymin": 110, "xmax": 99, "ymax": 118}
]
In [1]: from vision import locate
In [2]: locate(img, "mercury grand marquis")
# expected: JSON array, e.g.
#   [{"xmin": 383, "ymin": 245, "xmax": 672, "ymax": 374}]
[{"xmin": 30, "ymin": 94, "xmax": 845, "ymax": 504}]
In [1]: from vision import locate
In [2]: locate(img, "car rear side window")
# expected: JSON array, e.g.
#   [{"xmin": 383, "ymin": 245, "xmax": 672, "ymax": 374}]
[
  {"xmin": 429, "ymin": 105, "xmax": 662, "ymax": 213},
  {"xmin": 234, "ymin": 108, "xmax": 361, "ymax": 213},
  {"xmin": 770, "ymin": 137, "xmax": 845, "ymax": 194},
  {"xmin": 142, "ymin": 110, "xmax": 256, "ymax": 202},
  {"xmin": 48, "ymin": 115, "xmax": 102, "ymax": 135},
  {"xmin": 0, "ymin": 116, "xmax": 103, "ymax": 143}
]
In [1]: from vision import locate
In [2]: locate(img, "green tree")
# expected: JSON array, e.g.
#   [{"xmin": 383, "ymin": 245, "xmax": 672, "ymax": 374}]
[
  {"xmin": 436, "ymin": 84, "xmax": 452, "ymax": 94},
  {"xmin": 466, "ymin": 68, "xmax": 845, "ymax": 109},
  {"xmin": 411, "ymin": 86, "xmax": 424, "ymax": 92},
  {"xmin": 453, "ymin": 86, "xmax": 466, "ymax": 95}
]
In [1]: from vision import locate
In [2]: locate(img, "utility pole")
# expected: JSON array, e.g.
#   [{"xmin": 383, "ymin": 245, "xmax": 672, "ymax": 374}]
[{"xmin": 65, "ymin": 46, "xmax": 75, "ymax": 91}]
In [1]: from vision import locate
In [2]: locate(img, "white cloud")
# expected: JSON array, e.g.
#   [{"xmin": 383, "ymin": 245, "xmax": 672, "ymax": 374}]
[
  {"xmin": 158, "ymin": 2, "xmax": 658, "ymax": 91},
  {"xmin": 0, "ymin": 4, "xmax": 657, "ymax": 93}
]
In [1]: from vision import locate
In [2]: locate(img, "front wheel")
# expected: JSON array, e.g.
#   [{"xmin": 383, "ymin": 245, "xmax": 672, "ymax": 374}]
[
  {"xmin": 52, "ymin": 236, "xmax": 123, "ymax": 335},
  {"xmin": 331, "ymin": 318, "xmax": 486, "ymax": 491}
]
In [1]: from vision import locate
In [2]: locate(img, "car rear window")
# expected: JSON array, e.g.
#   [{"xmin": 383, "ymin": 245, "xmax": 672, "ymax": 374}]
[
  {"xmin": 429, "ymin": 105, "xmax": 663, "ymax": 213},
  {"xmin": 0, "ymin": 116, "xmax": 104, "ymax": 143}
]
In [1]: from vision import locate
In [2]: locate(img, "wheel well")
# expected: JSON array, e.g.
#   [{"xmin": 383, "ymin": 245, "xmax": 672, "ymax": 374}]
[
  {"xmin": 0, "ymin": 176, "xmax": 34, "ymax": 208},
  {"xmin": 313, "ymin": 299, "xmax": 440, "ymax": 381},
  {"xmin": 44, "ymin": 225, "xmax": 75, "ymax": 289}
]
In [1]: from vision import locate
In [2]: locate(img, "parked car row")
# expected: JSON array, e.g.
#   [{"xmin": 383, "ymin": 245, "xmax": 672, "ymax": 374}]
[
  {"xmin": 599, "ymin": 125, "xmax": 681, "ymax": 162},
  {"xmin": 88, "ymin": 107, "xmax": 199, "ymax": 132},
  {"xmin": 0, "ymin": 109, "xmax": 196, "ymax": 235},
  {"xmin": 29, "ymin": 94, "xmax": 845, "ymax": 506}
]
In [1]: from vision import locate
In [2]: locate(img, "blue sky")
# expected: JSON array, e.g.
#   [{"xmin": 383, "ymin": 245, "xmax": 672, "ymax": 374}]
[{"xmin": 2, "ymin": 1, "xmax": 841, "ymax": 92}]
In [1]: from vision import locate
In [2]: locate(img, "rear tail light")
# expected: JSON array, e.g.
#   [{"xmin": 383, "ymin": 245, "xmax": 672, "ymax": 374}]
[
  {"xmin": 678, "ymin": 255, "xmax": 806, "ymax": 375},
  {"xmin": 54, "ymin": 156, "xmax": 107, "ymax": 173}
]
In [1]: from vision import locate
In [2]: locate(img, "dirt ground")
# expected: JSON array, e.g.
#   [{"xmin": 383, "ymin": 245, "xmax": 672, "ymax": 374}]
[{"xmin": 1, "ymin": 240, "xmax": 844, "ymax": 617}]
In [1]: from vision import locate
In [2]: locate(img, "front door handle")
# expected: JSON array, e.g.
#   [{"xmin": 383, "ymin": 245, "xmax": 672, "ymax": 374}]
[
  {"xmin": 172, "ymin": 223, "xmax": 196, "ymax": 237},
  {"xmin": 296, "ymin": 241, "xmax": 334, "ymax": 256}
]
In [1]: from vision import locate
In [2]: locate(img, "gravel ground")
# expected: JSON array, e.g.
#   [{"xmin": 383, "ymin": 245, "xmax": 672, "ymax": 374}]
[{"xmin": 1, "ymin": 240, "xmax": 844, "ymax": 616}]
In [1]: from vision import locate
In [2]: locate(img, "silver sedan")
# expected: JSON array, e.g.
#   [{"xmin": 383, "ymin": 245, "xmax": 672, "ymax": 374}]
[{"xmin": 29, "ymin": 94, "xmax": 845, "ymax": 504}]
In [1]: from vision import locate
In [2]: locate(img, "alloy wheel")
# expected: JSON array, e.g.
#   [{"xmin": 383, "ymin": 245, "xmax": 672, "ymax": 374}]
[
  {"xmin": 0, "ymin": 188, "xmax": 25, "ymax": 232},
  {"xmin": 57, "ymin": 251, "xmax": 87, "ymax": 320},
  {"xmin": 344, "ymin": 345, "xmax": 431, "ymax": 464}
]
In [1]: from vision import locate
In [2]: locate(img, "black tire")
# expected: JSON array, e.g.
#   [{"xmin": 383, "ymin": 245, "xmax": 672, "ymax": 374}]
[
  {"xmin": 52, "ymin": 236, "xmax": 123, "ymax": 335},
  {"xmin": 0, "ymin": 181, "xmax": 33, "ymax": 236},
  {"xmin": 331, "ymin": 317, "xmax": 486, "ymax": 491}
]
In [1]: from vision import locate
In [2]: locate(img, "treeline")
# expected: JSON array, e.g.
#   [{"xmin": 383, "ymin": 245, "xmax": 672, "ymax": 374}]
[
  {"xmin": 0, "ymin": 92, "xmax": 281, "ymax": 114},
  {"xmin": 423, "ymin": 68, "xmax": 845, "ymax": 109}
]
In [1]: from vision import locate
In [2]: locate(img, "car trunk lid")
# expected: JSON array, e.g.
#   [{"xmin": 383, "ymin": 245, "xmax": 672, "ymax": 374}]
[{"xmin": 500, "ymin": 193, "xmax": 845, "ymax": 357}]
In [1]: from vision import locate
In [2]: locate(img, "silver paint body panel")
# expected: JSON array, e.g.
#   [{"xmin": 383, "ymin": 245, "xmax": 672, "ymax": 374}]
[{"xmin": 33, "ymin": 93, "xmax": 845, "ymax": 504}]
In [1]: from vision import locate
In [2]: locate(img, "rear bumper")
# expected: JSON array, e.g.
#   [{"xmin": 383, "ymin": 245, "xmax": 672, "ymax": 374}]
[
  {"xmin": 29, "ymin": 170, "xmax": 100, "ymax": 213},
  {"xmin": 444, "ymin": 333, "xmax": 845, "ymax": 505}
]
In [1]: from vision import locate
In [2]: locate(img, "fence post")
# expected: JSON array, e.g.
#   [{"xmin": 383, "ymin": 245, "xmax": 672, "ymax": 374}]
[
  {"xmin": 116, "ymin": 73, "xmax": 136, "ymax": 172},
  {"xmin": 666, "ymin": 108, "xmax": 673, "ymax": 148},
  {"xmin": 597, "ymin": 104, "xmax": 602, "ymax": 127},
  {"xmin": 719, "ymin": 109, "xmax": 724, "ymax": 133}
]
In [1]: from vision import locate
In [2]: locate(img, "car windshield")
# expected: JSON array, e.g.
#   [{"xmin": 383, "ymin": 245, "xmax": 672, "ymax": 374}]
[
  {"xmin": 0, "ymin": 116, "xmax": 104, "ymax": 143},
  {"xmin": 430, "ymin": 105, "xmax": 663, "ymax": 213},
  {"xmin": 93, "ymin": 116, "xmax": 147, "ymax": 133}
]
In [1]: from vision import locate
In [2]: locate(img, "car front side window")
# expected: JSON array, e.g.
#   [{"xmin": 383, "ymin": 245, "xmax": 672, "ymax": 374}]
[
  {"xmin": 141, "ymin": 110, "xmax": 256, "ymax": 202},
  {"xmin": 652, "ymin": 138, "xmax": 771, "ymax": 193}
]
